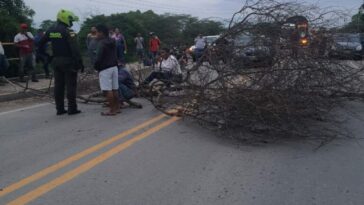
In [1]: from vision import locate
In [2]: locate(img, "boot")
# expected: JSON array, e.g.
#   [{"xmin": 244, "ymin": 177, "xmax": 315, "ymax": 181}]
[{"xmin": 31, "ymin": 74, "xmax": 39, "ymax": 82}]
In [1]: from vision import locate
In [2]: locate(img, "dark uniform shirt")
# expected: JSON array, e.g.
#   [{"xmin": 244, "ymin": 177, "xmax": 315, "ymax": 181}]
[{"xmin": 39, "ymin": 22, "xmax": 83, "ymax": 71}]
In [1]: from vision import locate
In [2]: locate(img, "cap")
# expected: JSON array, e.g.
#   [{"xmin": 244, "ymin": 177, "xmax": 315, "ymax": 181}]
[{"xmin": 20, "ymin": 23, "xmax": 28, "ymax": 29}]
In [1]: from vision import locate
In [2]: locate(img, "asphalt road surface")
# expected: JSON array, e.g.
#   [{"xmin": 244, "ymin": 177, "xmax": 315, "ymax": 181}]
[{"xmin": 1, "ymin": 99, "xmax": 364, "ymax": 205}]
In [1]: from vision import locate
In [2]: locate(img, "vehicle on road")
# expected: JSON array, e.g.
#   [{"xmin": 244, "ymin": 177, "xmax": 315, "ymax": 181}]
[
  {"xmin": 231, "ymin": 34, "xmax": 273, "ymax": 67},
  {"xmin": 329, "ymin": 33, "xmax": 363, "ymax": 60}
]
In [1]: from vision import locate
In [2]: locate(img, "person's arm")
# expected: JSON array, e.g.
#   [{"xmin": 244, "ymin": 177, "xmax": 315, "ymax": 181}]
[
  {"xmin": 14, "ymin": 34, "xmax": 22, "ymax": 48},
  {"xmin": 170, "ymin": 56, "xmax": 179, "ymax": 72},
  {"xmin": 94, "ymin": 41, "xmax": 105, "ymax": 71},
  {"xmin": 86, "ymin": 34, "xmax": 91, "ymax": 49},
  {"xmin": 66, "ymin": 30, "xmax": 84, "ymax": 71},
  {"xmin": 38, "ymin": 31, "xmax": 50, "ymax": 51},
  {"xmin": 27, "ymin": 32, "xmax": 34, "ymax": 40},
  {"xmin": 122, "ymin": 35, "xmax": 127, "ymax": 53}
]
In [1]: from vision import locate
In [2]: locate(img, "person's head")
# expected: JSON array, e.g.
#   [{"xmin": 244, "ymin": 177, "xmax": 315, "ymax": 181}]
[
  {"xmin": 56, "ymin": 9, "xmax": 79, "ymax": 27},
  {"xmin": 91, "ymin": 26, "xmax": 97, "ymax": 34},
  {"xmin": 137, "ymin": 33, "xmax": 141, "ymax": 37},
  {"xmin": 198, "ymin": 34, "xmax": 203, "ymax": 38},
  {"xmin": 20, "ymin": 23, "xmax": 28, "ymax": 33},
  {"xmin": 160, "ymin": 48, "xmax": 171, "ymax": 60},
  {"xmin": 37, "ymin": 29, "xmax": 44, "ymax": 36},
  {"xmin": 115, "ymin": 28, "xmax": 120, "ymax": 34},
  {"xmin": 96, "ymin": 24, "xmax": 109, "ymax": 39}
]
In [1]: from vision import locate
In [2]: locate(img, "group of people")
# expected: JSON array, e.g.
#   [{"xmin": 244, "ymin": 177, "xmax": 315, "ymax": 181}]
[
  {"xmin": 87, "ymin": 27, "xmax": 128, "ymax": 68},
  {"xmin": 38, "ymin": 10, "xmax": 143, "ymax": 116},
  {"xmin": 84, "ymin": 25, "xmax": 182, "ymax": 115},
  {"xmin": 91, "ymin": 27, "xmax": 182, "ymax": 115},
  {"xmin": 87, "ymin": 28, "xmax": 161, "ymax": 69},
  {"xmin": 0, "ymin": 24, "xmax": 52, "ymax": 85},
  {"xmin": 1, "ymin": 9, "xmax": 184, "ymax": 116}
]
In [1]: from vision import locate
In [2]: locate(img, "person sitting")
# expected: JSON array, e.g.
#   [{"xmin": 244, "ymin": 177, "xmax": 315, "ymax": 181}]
[
  {"xmin": 142, "ymin": 48, "xmax": 182, "ymax": 86},
  {"xmin": 118, "ymin": 66, "xmax": 142, "ymax": 109}
]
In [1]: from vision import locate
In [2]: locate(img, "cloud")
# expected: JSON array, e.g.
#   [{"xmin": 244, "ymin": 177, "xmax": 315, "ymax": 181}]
[
  {"xmin": 25, "ymin": 0, "xmax": 361, "ymax": 28},
  {"xmin": 25, "ymin": 0, "xmax": 239, "ymax": 23}
]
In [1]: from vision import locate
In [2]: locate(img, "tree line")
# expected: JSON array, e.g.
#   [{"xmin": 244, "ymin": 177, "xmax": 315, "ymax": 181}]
[{"xmin": 78, "ymin": 10, "xmax": 225, "ymax": 60}]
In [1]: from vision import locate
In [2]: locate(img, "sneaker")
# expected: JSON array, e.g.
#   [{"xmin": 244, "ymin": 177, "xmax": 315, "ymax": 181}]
[{"xmin": 32, "ymin": 79, "xmax": 39, "ymax": 82}]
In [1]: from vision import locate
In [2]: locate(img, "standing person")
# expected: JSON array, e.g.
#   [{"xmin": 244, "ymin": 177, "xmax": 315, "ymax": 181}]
[
  {"xmin": 112, "ymin": 28, "xmax": 127, "ymax": 66},
  {"xmin": 142, "ymin": 47, "xmax": 182, "ymax": 85},
  {"xmin": 94, "ymin": 24, "xmax": 120, "ymax": 116},
  {"xmin": 39, "ymin": 9, "xmax": 84, "ymax": 115},
  {"xmin": 86, "ymin": 26, "xmax": 98, "ymax": 67},
  {"xmin": 14, "ymin": 23, "xmax": 38, "ymax": 82},
  {"xmin": 194, "ymin": 34, "xmax": 206, "ymax": 61},
  {"xmin": 134, "ymin": 33, "xmax": 145, "ymax": 63},
  {"xmin": 0, "ymin": 42, "xmax": 9, "ymax": 85},
  {"xmin": 149, "ymin": 32, "xmax": 161, "ymax": 68},
  {"xmin": 34, "ymin": 29, "xmax": 51, "ymax": 78},
  {"xmin": 109, "ymin": 28, "xmax": 115, "ymax": 38}
]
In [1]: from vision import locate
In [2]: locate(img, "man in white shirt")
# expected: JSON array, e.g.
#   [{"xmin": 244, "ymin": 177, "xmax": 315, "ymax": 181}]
[
  {"xmin": 194, "ymin": 34, "xmax": 206, "ymax": 61},
  {"xmin": 195, "ymin": 34, "xmax": 206, "ymax": 49},
  {"xmin": 14, "ymin": 23, "xmax": 38, "ymax": 82},
  {"xmin": 134, "ymin": 33, "xmax": 145, "ymax": 62},
  {"xmin": 142, "ymin": 48, "xmax": 182, "ymax": 85}
]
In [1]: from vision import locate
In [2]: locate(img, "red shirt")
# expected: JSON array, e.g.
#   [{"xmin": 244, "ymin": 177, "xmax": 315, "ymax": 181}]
[{"xmin": 149, "ymin": 37, "xmax": 160, "ymax": 52}]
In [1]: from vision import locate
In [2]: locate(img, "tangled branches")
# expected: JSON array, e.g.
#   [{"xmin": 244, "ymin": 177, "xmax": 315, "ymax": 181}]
[{"xmin": 148, "ymin": 0, "xmax": 364, "ymax": 139}]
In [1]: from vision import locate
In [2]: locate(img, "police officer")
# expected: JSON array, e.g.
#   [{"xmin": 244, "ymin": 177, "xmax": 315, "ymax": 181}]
[{"xmin": 40, "ymin": 9, "xmax": 84, "ymax": 115}]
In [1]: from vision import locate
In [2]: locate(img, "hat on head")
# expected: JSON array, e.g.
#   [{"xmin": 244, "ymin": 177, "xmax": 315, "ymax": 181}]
[{"xmin": 20, "ymin": 23, "xmax": 28, "ymax": 29}]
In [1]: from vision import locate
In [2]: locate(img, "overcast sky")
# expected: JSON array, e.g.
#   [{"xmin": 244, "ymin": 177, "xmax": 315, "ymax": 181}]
[{"xmin": 24, "ymin": 0, "xmax": 362, "ymax": 28}]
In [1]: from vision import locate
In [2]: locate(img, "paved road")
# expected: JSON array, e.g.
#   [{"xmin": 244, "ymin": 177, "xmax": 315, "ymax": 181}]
[{"xmin": 1, "ymin": 99, "xmax": 364, "ymax": 205}]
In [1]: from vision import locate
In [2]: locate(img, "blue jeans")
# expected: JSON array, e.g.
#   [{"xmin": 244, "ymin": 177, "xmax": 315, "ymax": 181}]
[
  {"xmin": 150, "ymin": 51, "xmax": 158, "ymax": 67},
  {"xmin": 194, "ymin": 48, "xmax": 204, "ymax": 61},
  {"xmin": 118, "ymin": 83, "xmax": 135, "ymax": 101}
]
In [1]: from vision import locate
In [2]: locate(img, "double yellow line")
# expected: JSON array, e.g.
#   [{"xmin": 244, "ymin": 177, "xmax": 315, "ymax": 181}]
[{"xmin": 1, "ymin": 114, "xmax": 179, "ymax": 205}]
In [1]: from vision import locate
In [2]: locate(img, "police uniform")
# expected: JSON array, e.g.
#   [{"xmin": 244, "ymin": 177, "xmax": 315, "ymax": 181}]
[{"xmin": 39, "ymin": 22, "xmax": 83, "ymax": 115}]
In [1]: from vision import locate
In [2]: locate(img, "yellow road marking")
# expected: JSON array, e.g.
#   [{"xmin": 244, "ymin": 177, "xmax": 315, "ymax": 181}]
[
  {"xmin": 0, "ymin": 114, "xmax": 166, "ymax": 198},
  {"xmin": 7, "ymin": 116, "xmax": 180, "ymax": 205}
]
